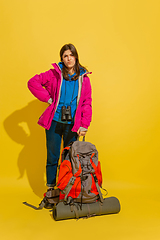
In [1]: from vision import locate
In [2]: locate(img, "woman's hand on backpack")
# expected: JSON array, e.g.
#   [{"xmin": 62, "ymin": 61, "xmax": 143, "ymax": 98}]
[{"xmin": 77, "ymin": 129, "xmax": 87, "ymax": 136}]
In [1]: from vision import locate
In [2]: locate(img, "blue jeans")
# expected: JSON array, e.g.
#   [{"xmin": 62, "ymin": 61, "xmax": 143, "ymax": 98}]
[{"xmin": 45, "ymin": 120, "xmax": 77, "ymax": 187}]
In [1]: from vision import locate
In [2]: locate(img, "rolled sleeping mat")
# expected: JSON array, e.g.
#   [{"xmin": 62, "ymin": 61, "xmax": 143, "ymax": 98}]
[{"xmin": 53, "ymin": 197, "xmax": 120, "ymax": 221}]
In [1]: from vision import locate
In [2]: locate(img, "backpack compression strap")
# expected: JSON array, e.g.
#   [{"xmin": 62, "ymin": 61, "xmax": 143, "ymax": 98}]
[{"xmin": 64, "ymin": 176, "xmax": 76, "ymax": 203}]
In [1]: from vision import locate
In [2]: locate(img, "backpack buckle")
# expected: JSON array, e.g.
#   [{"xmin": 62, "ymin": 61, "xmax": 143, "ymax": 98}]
[
  {"xmin": 70, "ymin": 176, "xmax": 76, "ymax": 185},
  {"xmin": 93, "ymin": 174, "xmax": 98, "ymax": 183}
]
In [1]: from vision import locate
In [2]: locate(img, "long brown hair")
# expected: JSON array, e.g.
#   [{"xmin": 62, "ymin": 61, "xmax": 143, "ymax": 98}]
[{"xmin": 60, "ymin": 43, "xmax": 88, "ymax": 81}]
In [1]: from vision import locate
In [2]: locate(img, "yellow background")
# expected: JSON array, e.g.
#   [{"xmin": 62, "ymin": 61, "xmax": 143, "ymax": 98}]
[{"xmin": 1, "ymin": 0, "xmax": 160, "ymax": 239}]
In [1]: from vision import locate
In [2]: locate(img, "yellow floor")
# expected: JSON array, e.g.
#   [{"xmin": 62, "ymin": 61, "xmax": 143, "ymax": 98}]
[{"xmin": 1, "ymin": 178, "xmax": 160, "ymax": 240}]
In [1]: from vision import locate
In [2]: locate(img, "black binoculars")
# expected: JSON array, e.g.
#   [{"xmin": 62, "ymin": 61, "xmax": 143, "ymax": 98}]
[{"xmin": 61, "ymin": 106, "xmax": 72, "ymax": 121}]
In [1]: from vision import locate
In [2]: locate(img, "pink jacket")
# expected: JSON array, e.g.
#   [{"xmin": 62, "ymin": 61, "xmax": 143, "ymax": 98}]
[{"xmin": 28, "ymin": 63, "xmax": 92, "ymax": 132}]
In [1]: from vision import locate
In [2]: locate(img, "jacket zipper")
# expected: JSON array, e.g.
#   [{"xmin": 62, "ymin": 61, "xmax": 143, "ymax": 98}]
[{"xmin": 54, "ymin": 64, "xmax": 63, "ymax": 113}]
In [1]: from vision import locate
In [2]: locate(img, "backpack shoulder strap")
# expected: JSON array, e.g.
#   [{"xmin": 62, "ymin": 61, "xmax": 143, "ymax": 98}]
[
  {"xmin": 90, "ymin": 154, "xmax": 103, "ymax": 203},
  {"xmin": 93, "ymin": 174, "xmax": 104, "ymax": 203}
]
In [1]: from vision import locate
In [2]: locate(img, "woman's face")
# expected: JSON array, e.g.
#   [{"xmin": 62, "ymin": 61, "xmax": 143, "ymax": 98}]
[{"xmin": 62, "ymin": 50, "xmax": 76, "ymax": 70}]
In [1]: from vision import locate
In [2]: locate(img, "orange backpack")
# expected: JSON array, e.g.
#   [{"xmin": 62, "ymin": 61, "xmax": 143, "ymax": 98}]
[{"xmin": 57, "ymin": 140, "xmax": 103, "ymax": 204}]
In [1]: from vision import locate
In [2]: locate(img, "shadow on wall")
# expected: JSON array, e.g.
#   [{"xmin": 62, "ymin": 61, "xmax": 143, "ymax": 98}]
[{"xmin": 4, "ymin": 100, "xmax": 48, "ymax": 198}]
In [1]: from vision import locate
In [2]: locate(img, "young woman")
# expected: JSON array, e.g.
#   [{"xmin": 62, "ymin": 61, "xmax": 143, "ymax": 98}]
[{"xmin": 28, "ymin": 43, "xmax": 92, "ymax": 190}]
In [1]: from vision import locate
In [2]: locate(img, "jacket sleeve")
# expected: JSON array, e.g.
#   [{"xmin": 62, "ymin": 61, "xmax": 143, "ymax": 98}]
[
  {"xmin": 80, "ymin": 76, "xmax": 92, "ymax": 129},
  {"xmin": 27, "ymin": 70, "xmax": 53, "ymax": 102}
]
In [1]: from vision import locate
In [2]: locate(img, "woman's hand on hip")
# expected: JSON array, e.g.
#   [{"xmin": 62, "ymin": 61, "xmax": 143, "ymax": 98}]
[{"xmin": 48, "ymin": 98, "xmax": 53, "ymax": 105}]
